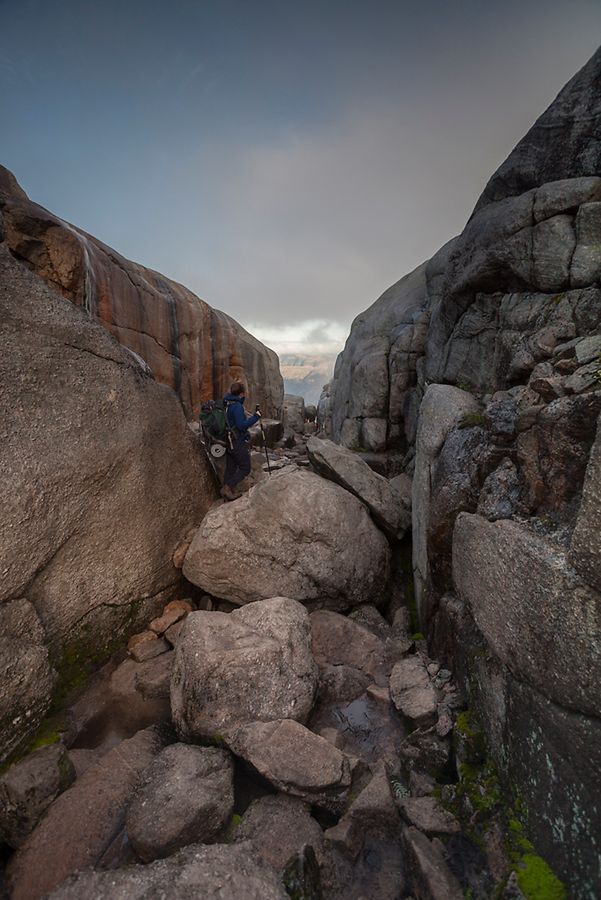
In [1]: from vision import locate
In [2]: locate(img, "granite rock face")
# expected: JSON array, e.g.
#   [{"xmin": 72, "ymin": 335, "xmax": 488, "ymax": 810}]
[
  {"xmin": 453, "ymin": 514, "xmax": 601, "ymax": 717},
  {"xmin": 325, "ymin": 48, "xmax": 601, "ymax": 896},
  {"xmin": 329, "ymin": 261, "xmax": 429, "ymax": 453},
  {"xmin": 475, "ymin": 49, "xmax": 601, "ymax": 207},
  {"xmin": 0, "ymin": 241, "xmax": 217, "ymax": 761},
  {"xmin": 183, "ymin": 468, "xmax": 391, "ymax": 609},
  {"xmin": 0, "ymin": 600, "xmax": 56, "ymax": 763},
  {"xmin": 0, "ymin": 165, "xmax": 283, "ymax": 419}
]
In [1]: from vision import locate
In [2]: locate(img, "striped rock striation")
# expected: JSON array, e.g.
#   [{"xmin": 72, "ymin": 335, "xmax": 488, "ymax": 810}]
[{"xmin": 0, "ymin": 165, "xmax": 283, "ymax": 418}]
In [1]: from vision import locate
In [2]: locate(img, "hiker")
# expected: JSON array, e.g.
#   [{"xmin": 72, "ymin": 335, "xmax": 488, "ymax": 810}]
[{"xmin": 221, "ymin": 381, "xmax": 261, "ymax": 500}]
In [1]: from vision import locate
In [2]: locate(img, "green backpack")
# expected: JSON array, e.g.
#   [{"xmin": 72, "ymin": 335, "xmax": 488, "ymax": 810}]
[{"xmin": 199, "ymin": 400, "xmax": 233, "ymax": 456}]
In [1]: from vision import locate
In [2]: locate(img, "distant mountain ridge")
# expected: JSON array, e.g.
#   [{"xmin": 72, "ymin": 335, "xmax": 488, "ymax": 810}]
[{"xmin": 279, "ymin": 353, "xmax": 336, "ymax": 405}]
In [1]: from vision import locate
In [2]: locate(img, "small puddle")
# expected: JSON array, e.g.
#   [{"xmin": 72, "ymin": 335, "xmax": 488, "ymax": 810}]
[
  {"xmin": 309, "ymin": 693, "xmax": 406, "ymax": 772},
  {"xmin": 63, "ymin": 653, "xmax": 173, "ymax": 755}
]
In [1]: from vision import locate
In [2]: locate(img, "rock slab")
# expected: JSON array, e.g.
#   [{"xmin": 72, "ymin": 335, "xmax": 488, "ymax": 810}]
[
  {"xmin": 228, "ymin": 719, "xmax": 353, "ymax": 814},
  {"xmin": 47, "ymin": 841, "xmax": 288, "ymax": 899},
  {"xmin": 307, "ymin": 436, "xmax": 411, "ymax": 539}
]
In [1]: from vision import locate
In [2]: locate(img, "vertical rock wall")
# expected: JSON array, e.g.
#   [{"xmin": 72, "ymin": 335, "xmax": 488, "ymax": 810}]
[{"xmin": 327, "ymin": 46, "xmax": 601, "ymax": 896}]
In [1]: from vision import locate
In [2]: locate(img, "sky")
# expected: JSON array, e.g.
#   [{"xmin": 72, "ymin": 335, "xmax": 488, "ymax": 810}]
[{"xmin": 1, "ymin": 0, "xmax": 601, "ymax": 363}]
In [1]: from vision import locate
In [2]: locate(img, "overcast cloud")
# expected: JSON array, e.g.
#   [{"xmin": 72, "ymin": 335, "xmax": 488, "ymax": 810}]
[{"xmin": 1, "ymin": 0, "xmax": 600, "ymax": 359}]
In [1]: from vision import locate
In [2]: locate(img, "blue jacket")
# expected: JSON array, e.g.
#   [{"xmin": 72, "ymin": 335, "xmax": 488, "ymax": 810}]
[{"xmin": 224, "ymin": 393, "xmax": 260, "ymax": 441}]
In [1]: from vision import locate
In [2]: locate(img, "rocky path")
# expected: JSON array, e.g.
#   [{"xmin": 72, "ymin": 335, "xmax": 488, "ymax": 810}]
[{"xmin": 0, "ymin": 439, "xmax": 561, "ymax": 900}]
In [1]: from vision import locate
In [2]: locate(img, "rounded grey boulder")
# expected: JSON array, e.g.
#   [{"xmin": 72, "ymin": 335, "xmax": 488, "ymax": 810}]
[
  {"xmin": 171, "ymin": 597, "xmax": 318, "ymax": 741},
  {"xmin": 126, "ymin": 744, "xmax": 234, "ymax": 862},
  {"xmin": 182, "ymin": 468, "xmax": 391, "ymax": 609}
]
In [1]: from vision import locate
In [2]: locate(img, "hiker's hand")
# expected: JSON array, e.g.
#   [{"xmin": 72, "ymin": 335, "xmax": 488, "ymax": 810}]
[{"xmin": 255, "ymin": 406, "xmax": 262, "ymax": 418}]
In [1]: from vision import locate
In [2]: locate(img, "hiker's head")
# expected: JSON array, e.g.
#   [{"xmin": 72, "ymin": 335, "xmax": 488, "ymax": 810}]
[{"xmin": 230, "ymin": 381, "xmax": 246, "ymax": 397}]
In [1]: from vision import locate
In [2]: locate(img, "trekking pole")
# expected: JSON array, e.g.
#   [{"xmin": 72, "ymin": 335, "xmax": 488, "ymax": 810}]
[{"xmin": 256, "ymin": 405, "xmax": 272, "ymax": 474}]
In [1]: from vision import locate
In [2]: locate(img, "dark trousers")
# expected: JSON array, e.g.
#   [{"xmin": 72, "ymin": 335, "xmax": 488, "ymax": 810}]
[{"xmin": 224, "ymin": 436, "xmax": 251, "ymax": 487}]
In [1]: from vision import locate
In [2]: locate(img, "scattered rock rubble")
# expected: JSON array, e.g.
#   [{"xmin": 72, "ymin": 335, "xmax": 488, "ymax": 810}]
[{"xmin": 0, "ymin": 582, "xmax": 530, "ymax": 900}]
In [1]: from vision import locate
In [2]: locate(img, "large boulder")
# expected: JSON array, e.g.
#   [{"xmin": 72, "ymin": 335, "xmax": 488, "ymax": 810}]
[
  {"xmin": 126, "ymin": 744, "xmax": 234, "ymax": 861},
  {"xmin": 47, "ymin": 842, "xmax": 288, "ymax": 900},
  {"xmin": 171, "ymin": 598, "xmax": 318, "ymax": 741},
  {"xmin": 307, "ymin": 437, "xmax": 411, "ymax": 539},
  {"xmin": 0, "ymin": 243, "xmax": 217, "ymax": 760},
  {"xmin": 0, "ymin": 165, "xmax": 283, "ymax": 419},
  {"xmin": 183, "ymin": 469, "xmax": 391, "ymax": 608},
  {"xmin": 6, "ymin": 727, "xmax": 168, "ymax": 900}
]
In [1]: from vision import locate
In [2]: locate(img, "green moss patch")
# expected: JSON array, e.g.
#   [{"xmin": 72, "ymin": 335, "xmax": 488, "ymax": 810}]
[
  {"xmin": 225, "ymin": 812, "xmax": 242, "ymax": 841},
  {"xmin": 447, "ymin": 710, "xmax": 568, "ymax": 899},
  {"xmin": 514, "ymin": 854, "xmax": 568, "ymax": 900},
  {"xmin": 458, "ymin": 413, "xmax": 487, "ymax": 430}
]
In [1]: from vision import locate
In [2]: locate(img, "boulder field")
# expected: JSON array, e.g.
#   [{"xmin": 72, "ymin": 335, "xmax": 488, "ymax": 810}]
[
  {"xmin": 324, "ymin": 46, "xmax": 601, "ymax": 897},
  {"xmin": 3, "ymin": 594, "xmax": 475, "ymax": 900}
]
